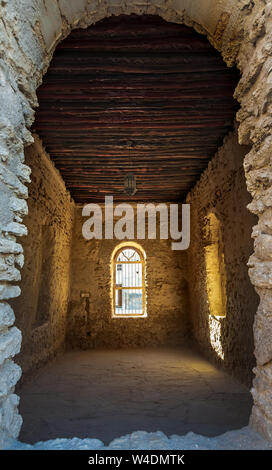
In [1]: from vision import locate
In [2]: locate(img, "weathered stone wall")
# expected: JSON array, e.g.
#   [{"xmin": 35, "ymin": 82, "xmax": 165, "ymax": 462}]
[
  {"xmin": 10, "ymin": 135, "xmax": 74, "ymax": 379},
  {"xmin": 235, "ymin": 2, "xmax": 272, "ymax": 441},
  {"xmin": 186, "ymin": 129, "xmax": 259, "ymax": 387},
  {"xmin": 0, "ymin": 59, "xmax": 33, "ymax": 451},
  {"xmin": 67, "ymin": 206, "xmax": 189, "ymax": 349}
]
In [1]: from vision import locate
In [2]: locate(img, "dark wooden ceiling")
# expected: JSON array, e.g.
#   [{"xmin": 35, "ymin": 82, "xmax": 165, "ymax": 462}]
[{"xmin": 33, "ymin": 14, "xmax": 239, "ymax": 203}]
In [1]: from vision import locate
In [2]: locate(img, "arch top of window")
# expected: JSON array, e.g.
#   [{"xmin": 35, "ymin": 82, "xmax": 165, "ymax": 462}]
[
  {"xmin": 116, "ymin": 248, "xmax": 142, "ymax": 263},
  {"xmin": 111, "ymin": 242, "xmax": 146, "ymax": 263}
]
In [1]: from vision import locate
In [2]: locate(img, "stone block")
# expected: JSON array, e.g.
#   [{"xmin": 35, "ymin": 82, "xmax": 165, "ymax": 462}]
[
  {"xmin": 2, "ymin": 223, "xmax": 27, "ymax": 237},
  {"xmin": 0, "ymin": 327, "xmax": 21, "ymax": 366},
  {"xmin": 0, "ymin": 262, "xmax": 21, "ymax": 282},
  {"xmin": 254, "ymin": 310, "xmax": 272, "ymax": 365},
  {"xmin": 0, "ymin": 303, "xmax": 15, "ymax": 330},
  {"xmin": 0, "ymin": 167, "xmax": 27, "ymax": 202},
  {"xmin": 0, "ymin": 285, "xmax": 20, "ymax": 301},
  {"xmin": 0, "ymin": 240, "xmax": 23, "ymax": 255},
  {"xmin": 0, "ymin": 394, "xmax": 22, "ymax": 440},
  {"xmin": 250, "ymin": 404, "xmax": 272, "ymax": 441},
  {"xmin": 248, "ymin": 256, "xmax": 272, "ymax": 289},
  {"xmin": 0, "ymin": 360, "xmax": 21, "ymax": 399}
]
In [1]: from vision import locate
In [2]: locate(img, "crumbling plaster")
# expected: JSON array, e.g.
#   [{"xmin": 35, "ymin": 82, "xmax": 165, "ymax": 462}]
[{"xmin": 0, "ymin": 0, "xmax": 272, "ymax": 447}]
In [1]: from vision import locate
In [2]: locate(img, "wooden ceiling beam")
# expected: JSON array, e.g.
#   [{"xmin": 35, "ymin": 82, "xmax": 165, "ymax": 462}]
[{"xmin": 34, "ymin": 15, "xmax": 238, "ymax": 203}]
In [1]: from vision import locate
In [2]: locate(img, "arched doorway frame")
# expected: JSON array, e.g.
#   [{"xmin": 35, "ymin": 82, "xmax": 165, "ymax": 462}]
[{"xmin": 0, "ymin": 0, "xmax": 271, "ymax": 446}]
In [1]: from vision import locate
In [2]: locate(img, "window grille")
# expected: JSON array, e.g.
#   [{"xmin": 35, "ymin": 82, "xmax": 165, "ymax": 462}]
[{"xmin": 113, "ymin": 246, "xmax": 146, "ymax": 317}]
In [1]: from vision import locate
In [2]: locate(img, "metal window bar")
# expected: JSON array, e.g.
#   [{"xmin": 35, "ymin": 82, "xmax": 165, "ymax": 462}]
[{"xmin": 114, "ymin": 247, "xmax": 145, "ymax": 316}]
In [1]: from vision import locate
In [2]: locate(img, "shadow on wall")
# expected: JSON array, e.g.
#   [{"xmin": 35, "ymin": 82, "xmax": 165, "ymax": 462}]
[
  {"xmin": 10, "ymin": 137, "xmax": 74, "ymax": 380},
  {"xmin": 186, "ymin": 131, "xmax": 259, "ymax": 388},
  {"xmin": 191, "ymin": 205, "xmax": 259, "ymax": 387}
]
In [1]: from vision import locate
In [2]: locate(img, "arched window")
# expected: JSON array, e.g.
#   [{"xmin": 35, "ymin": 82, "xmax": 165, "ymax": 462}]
[
  {"xmin": 112, "ymin": 244, "xmax": 146, "ymax": 318},
  {"xmin": 204, "ymin": 212, "xmax": 227, "ymax": 318}
]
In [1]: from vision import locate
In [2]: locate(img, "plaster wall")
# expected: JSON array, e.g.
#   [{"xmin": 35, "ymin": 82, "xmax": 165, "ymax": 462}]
[
  {"xmin": 187, "ymin": 130, "xmax": 258, "ymax": 386},
  {"xmin": 10, "ymin": 135, "xmax": 74, "ymax": 378},
  {"xmin": 67, "ymin": 207, "xmax": 189, "ymax": 349}
]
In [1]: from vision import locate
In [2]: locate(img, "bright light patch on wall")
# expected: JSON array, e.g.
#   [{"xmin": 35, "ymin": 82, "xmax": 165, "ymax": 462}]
[
  {"xmin": 208, "ymin": 315, "xmax": 225, "ymax": 360},
  {"xmin": 204, "ymin": 213, "xmax": 227, "ymax": 319},
  {"xmin": 204, "ymin": 212, "xmax": 227, "ymax": 360}
]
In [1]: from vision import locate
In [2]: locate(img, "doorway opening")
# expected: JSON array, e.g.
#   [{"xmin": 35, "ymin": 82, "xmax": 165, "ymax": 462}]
[{"xmin": 5, "ymin": 13, "xmax": 263, "ymax": 446}]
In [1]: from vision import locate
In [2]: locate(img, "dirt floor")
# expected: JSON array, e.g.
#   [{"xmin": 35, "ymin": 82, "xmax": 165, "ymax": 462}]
[{"xmin": 17, "ymin": 347, "xmax": 254, "ymax": 445}]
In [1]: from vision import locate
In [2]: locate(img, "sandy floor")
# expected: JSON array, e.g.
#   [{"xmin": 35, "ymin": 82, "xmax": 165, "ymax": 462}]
[
  {"xmin": 9, "ymin": 426, "xmax": 272, "ymax": 450},
  {"xmin": 18, "ymin": 347, "xmax": 254, "ymax": 445}
]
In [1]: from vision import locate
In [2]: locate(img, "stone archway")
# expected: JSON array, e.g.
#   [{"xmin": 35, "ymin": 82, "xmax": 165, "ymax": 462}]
[{"xmin": 0, "ymin": 0, "xmax": 272, "ymax": 448}]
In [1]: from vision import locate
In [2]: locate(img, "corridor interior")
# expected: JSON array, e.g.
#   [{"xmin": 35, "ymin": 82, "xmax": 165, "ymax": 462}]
[{"xmin": 11, "ymin": 15, "xmax": 259, "ymax": 444}]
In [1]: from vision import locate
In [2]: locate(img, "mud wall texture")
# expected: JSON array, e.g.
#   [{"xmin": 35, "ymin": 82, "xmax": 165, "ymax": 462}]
[
  {"xmin": 186, "ymin": 130, "xmax": 258, "ymax": 387},
  {"xmin": 10, "ymin": 135, "xmax": 74, "ymax": 379},
  {"xmin": 67, "ymin": 207, "xmax": 189, "ymax": 349}
]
